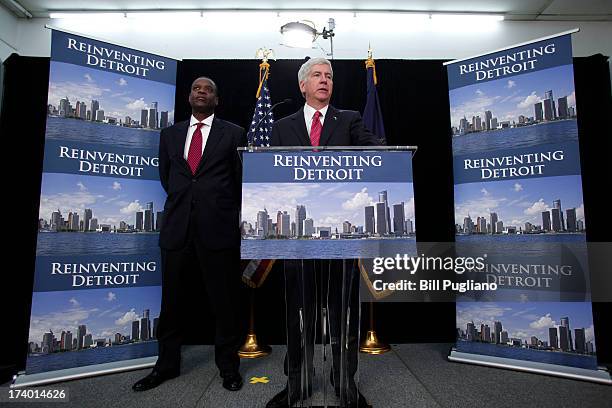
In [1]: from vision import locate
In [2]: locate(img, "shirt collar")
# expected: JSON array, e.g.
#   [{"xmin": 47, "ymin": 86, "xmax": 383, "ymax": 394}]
[
  {"xmin": 304, "ymin": 103, "xmax": 329, "ymax": 119},
  {"xmin": 190, "ymin": 114, "xmax": 214, "ymax": 127}
]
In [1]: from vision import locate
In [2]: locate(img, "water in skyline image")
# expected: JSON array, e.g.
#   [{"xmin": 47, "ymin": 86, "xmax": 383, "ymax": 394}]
[
  {"xmin": 241, "ymin": 237, "xmax": 417, "ymax": 259},
  {"xmin": 26, "ymin": 341, "xmax": 158, "ymax": 375},
  {"xmin": 453, "ymin": 120, "xmax": 578, "ymax": 156},
  {"xmin": 46, "ymin": 116, "xmax": 161, "ymax": 149},
  {"xmin": 36, "ymin": 232, "xmax": 161, "ymax": 257}
]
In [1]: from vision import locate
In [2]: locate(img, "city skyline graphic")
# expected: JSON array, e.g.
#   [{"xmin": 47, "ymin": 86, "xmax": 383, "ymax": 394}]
[
  {"xmin": 28, "ymin": 286, "xmax": 161, "ymax": 345},
  {"xmin": 241, "ymin": 182, "xmax": 415, "ymax": 234},
  {"xmin": 48, "ymin": 61, "xmax": 175, "ymax": 126},
  {"xmin": 454, "ymin": 175, "xmax": 585, "ymax": 232},
  {"xmin": 38, "ymin": 173, "xmax": 165, "ymax": 230},
  {"xmin": 449, "ymin": 64, "xmax": 576, "ymax": 131},
  {"xmin": 457, "ymin": 301, "xmax": 596, "ymax": 351}
]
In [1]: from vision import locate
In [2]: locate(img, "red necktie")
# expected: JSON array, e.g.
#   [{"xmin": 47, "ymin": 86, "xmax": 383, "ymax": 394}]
[
  {"xmin": 310, "ymin": 111, "xmax": 322, "ymax": 147},
  {"xmin": 187, "ymin": 122, "xmax": 204, "ymax": 174}
]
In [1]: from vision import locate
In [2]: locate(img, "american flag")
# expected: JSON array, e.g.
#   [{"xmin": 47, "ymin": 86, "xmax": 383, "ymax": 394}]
[
  {"xmin": 242, "ymin": 70, "xmax": 275, "ymax": 287},
  {"xmin": 241, "ymin": 259, "xmax": 275, "ymax": 288},
  {"xmin": 246, "ymin": 76, "xmax": 274, "ymax": 147}
]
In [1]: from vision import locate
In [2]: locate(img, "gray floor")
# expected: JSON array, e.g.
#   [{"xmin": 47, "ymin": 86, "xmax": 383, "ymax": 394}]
[{"xmin": 2, "ymin": 344, "xmax": 611, "ymax": 408}]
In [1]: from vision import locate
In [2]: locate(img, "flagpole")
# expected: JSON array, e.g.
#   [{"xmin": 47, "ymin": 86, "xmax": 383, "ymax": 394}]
[
  {"xmin": 239, "ymin": 49, "xmax": 276, "ymax": 358},
  {"xmin": 361, "ymin": 48, "xmax": 390, "ymax": 354}
]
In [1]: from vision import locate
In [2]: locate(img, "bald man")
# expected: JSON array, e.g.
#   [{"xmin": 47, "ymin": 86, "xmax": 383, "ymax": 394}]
[{"xmin": 133, "ymin": 77, "xmax": 246, "ymax": 392}]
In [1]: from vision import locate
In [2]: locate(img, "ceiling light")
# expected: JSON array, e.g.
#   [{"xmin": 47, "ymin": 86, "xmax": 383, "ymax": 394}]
[{"xmin": 280, "ymin": 21, "xmax": 318, "ymax": 48}]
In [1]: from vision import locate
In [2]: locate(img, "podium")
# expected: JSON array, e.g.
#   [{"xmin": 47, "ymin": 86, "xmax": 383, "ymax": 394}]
[{"xmin": 239, "ymin": 146, "xmax": 416, "ymax": 407}]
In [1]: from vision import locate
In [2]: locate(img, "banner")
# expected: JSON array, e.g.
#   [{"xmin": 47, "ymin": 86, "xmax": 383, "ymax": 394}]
[
  {"xmin": 240, "ymin": 150, "xmax": 416, "ymax": 259},
  {"xmin": 446, "ymin": 31, "xmax": 609, "ymax": 382},
  {"xmin": 21, "ymin": 29, "xmax": 176, "ymax": 385}
]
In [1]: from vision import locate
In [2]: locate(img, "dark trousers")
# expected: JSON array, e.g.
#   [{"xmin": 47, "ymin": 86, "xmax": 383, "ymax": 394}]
[
  {"xmin": 283, "ymin": 259, "xmax": 360, "ymax": 401},
  {"xmin": 155, "ymin": 228, "xmax": 241, "ymax": 378}
]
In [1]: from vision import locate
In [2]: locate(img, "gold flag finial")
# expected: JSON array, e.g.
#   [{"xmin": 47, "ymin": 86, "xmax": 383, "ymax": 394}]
[
  {"xmin": 255, "ymin": 47, "xmax": 275, "ymax": 63},
  {"xmin": 365, "ymin": 45, "xmax": 377, "ymax": 85},
  {"xmin": 255, "ymin": 48, "xmax": 275, "ymax": 98}
]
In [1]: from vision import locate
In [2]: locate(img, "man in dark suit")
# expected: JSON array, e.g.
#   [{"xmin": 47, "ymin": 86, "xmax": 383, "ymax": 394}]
[
  {"xmin": 266, "ymin": 58, "xmax": 379, "ymax": 408},
  {"xmin": 133, "ymin": 77, "xmax": 246, "ymax": 392}
]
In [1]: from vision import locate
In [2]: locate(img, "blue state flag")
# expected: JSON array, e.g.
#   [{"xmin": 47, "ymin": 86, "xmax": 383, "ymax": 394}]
[{"xmin": 363, "ymin": 57, "xmax": 386, "ymax": 144}]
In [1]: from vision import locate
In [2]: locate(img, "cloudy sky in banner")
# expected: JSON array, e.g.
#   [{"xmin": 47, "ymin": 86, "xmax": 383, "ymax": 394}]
[
  {"xmin": 449, "ymin": 64, "xmax": 576, "ymax": 129},
  {"xmin": 242, "ymin": 182, "xmax": 415, "ymax": 232},
  {"xmin": 28, "ymin": 286, "xmax": 161, "ymax": 344},
  {"xmin": 457, "ymin": 301, "xmax": 596, "ymax": 349},
  {"xmin": 454, "ymin": 175, "xmax": 584, "ymax": 228},
  {"xmin": 39, "ymin": 173, "xmax": 165, "ymax": 229},
  {"xmin": 48, "ymin": 61, "xmax": 175, "ymax": 124}
]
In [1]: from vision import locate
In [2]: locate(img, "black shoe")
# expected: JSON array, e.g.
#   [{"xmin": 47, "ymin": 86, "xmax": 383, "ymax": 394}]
[
  {"xmin": 132, "ymin": 370, "xmax": 178, "ymax": 392},
  {"xmin": 265, "ymin": 385, "xmax": 311, "ymax": 408},
  {"xmin": 222, "ymin": 373, "xmax": 243, "ymax": 391}
]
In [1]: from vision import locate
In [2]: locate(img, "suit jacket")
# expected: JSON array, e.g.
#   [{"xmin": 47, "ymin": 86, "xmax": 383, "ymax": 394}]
[
  {"xmin": 158, "ymin": 117, "xmax": 247, "ymax": 251},
  {"xmin": 270, "ymin": 105, "xmax": 381, "ymax": 147}
]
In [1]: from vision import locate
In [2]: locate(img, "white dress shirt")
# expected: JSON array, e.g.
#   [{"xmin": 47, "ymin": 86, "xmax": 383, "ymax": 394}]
[
  {"xmin": 184, "ymin": 114, "xmax": 214, "ymax": 160},
  {"xmin": 303, "ymin": 104, "xmax": 329, "ymax": 136}
]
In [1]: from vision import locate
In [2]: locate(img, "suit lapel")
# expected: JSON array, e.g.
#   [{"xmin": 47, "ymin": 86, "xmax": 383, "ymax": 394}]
[
  {"xmin": 195, "ymin": 117, "xmax": 224, "ymax": 176},
  {"xmin": 172, "ymin": 121, "xmax": 192, "ymax": 174},
  {"xmin": 290, "ymin": 107, "xmax": 311, "ymax": 146},
  {"xmin": 319, "ymin": 105, "xmax": 339, "ymax": 146}
]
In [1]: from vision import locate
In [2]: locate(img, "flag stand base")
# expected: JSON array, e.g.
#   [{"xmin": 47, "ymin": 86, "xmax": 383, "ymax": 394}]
[
  {"xmin": 359, "ymin": 330, "xmax": 391, "ymax": 355},
  {"xmin": 238, "ymin": 333, "xmax": 271, "ymax": 359}
]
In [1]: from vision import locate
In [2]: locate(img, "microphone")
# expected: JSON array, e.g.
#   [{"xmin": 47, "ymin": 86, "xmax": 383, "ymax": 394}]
[{"xmin": 249, "ymin": 98, "xmax": 293, "ymax": 144}]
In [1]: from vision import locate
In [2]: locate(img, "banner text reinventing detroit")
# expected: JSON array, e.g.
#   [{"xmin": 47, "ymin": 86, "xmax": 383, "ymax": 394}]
[
  {"xmin": 464, "ymin": 150, "xmax": 565, "ymax": 180},
  {"xmin": 458, "ymin": 42, "xmax": 556, "ymax": 81},
  {"xmin": 66, "ymin": 37, "xmax": 166, "ymax": 78},
  {"xmin": 274, "ymin": 154, "xmax": 382, "ymax": 181},
  {"xmin": 59, "ymin": 146, "xmax": 157, "ymax": 177}
]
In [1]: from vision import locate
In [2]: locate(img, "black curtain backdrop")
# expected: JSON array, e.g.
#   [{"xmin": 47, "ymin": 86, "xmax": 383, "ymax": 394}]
[{"xmin": 1, "ymin": 54, "xmax": 610, "ymax": 381}]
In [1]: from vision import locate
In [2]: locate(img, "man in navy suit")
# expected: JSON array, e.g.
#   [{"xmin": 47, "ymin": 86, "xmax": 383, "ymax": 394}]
[
  {"xmin": 269, "ymin": 60, "xmax": 378, "ymax": 148},
  {"xmin": 267, "ymin": 58, "xmax": 379, "ymax": 408},
  {"xmin": 133, "ymin": 77, "xmax": 246, "ymax": 392}
]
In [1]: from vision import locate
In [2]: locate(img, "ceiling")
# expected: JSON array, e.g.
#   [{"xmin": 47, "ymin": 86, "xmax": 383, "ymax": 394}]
[{"xmin": 2, "ymin": 0, "xmax": 612, "ymax": 20}]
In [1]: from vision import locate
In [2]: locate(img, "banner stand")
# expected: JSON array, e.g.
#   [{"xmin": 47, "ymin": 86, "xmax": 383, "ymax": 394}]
[
  {"xmin": 23, "ymin": 27, "xmax": 175, "ymax": 386},
  {"xmin": 449, "ymin": 349, "xmax": 611, "ymax": 385},
  {"xmin": 11, "ymin": 357, "xmax": 156, "ymax": 388},
  {"xmin": 445, "ymin": 29, "xmax": 606, "ymax": 384}
]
